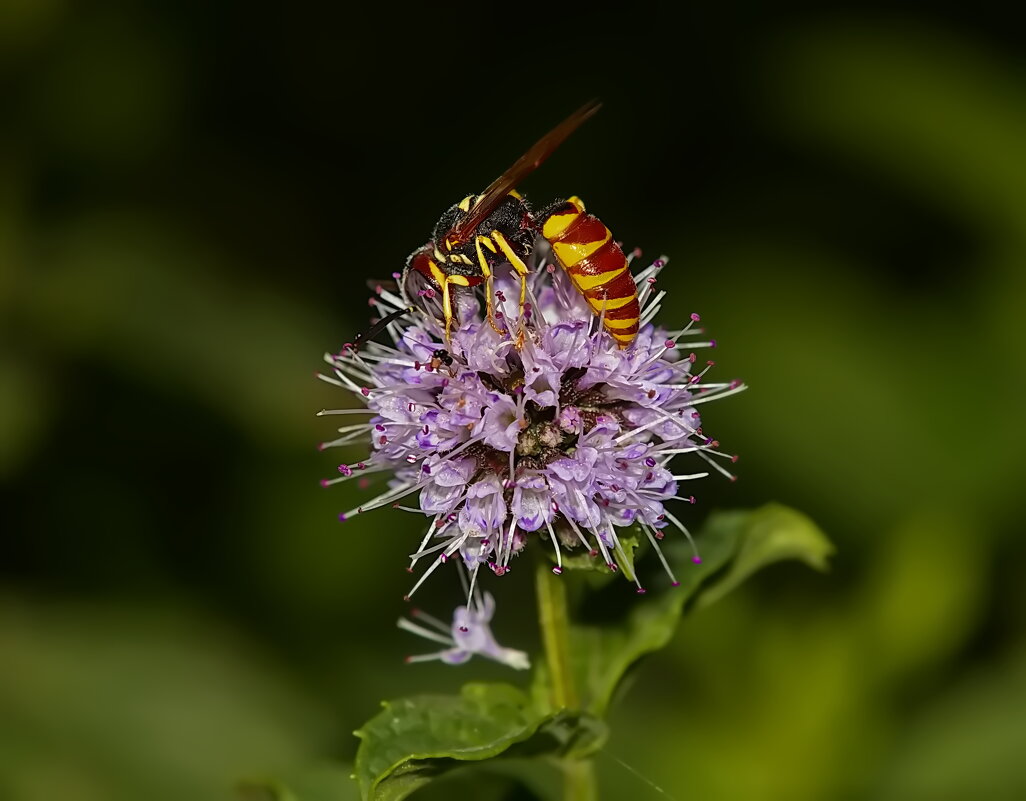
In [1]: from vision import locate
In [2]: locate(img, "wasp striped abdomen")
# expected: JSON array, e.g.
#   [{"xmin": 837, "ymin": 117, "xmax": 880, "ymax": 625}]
[{"xmin": 539, "ymin": 197, "xmax": 640, "ymax": 347}]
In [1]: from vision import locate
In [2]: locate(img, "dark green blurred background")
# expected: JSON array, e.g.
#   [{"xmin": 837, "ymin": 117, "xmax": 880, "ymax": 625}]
[{"xmin": 3, "ymin": 3, "xmax": 1025, "ymax": 800}]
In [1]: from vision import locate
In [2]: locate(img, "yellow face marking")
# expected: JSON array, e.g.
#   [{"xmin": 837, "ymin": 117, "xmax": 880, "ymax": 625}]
[
  {"xmin": 571, "ymin": 266, "xmax": 627, "ymax": 291},
  {"xmin": 509, "ymin": 190, "xmax": 522, "ymax": 199},
  {"xmin": 552, "ymin": 229, "xmax": 611, "ymax": 266},
  {"xmin": 448, "ymin": 275, "xmax": 471, "ymax": 287},
  {"xmin": 458, "ymin": 195, "xmax": 473, "ymax": 212}
]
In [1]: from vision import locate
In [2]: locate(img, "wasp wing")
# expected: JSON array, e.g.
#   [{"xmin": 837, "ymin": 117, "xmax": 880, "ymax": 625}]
[{"xmin": 448, "ymin": 100, "xmax": 601, "ymax": 243}]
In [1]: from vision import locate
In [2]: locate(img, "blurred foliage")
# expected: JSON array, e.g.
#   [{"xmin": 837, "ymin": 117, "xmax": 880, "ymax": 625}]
[
  {"xmin": 2, "ymin": 3, "xmax": 1025, "ymax": 800},
  {"xmin": 346, "ymin": 506, "xmax": 829, "ymax": 801}
]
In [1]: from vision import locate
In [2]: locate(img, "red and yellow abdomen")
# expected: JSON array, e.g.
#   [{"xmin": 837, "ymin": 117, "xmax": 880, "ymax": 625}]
[{"xmin": 539, "ymin": 197, "xmax": 640, "ymax": 347}]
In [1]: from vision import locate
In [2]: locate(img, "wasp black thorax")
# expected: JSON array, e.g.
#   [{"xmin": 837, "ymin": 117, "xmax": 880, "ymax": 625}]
[
  {"xmin": 433, "ymin": 193, "xmax": 535, "ymax": 268},
  {"xmin": 400, "ymin": 192, "xmax": 537, "ymax": 330}
]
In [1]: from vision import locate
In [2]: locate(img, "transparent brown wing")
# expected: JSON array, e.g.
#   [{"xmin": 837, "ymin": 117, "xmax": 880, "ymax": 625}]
[{"xmin": 448, "ymin": 100, "xmax": 601, "ymax": 243}]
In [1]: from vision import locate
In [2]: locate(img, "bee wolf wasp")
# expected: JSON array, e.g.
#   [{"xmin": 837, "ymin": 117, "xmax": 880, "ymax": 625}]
[{"xmin": 401, "ymin": 101, "xmax": 642, "ymax": 349}]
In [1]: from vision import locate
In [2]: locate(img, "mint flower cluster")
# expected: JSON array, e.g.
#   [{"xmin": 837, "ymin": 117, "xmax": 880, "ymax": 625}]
[{"xmin": 318, "ymin": 252, "xmax": 743, "ymax": 666}]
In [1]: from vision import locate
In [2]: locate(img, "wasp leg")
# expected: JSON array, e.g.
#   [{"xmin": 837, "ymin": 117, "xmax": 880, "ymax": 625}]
[
  {"xmin": 441, "ymin": 277, "xmax": 455, "ymax": 346},
  {"xmin": 490, "ymin": 231, "xmax": 530, "ymax": 308},
  {"xmin": 490, "ymin": 231, "xmax": 531, "ymax": 347},
  {"xmin": 440, "ymin": 273, "xmax": 473, "ymax": 347},
  {"xmin": 475, "ymin": 235, "xmax": 504, "ymax": 336}
]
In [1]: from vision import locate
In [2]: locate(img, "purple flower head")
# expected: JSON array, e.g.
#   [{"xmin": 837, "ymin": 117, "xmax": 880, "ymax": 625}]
[{"xmin": 318, "ymin": 251, "xmax": 745, "ymax": 661}]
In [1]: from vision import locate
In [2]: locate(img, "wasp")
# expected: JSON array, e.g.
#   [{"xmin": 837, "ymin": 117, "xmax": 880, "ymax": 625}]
[{"xmin": 400, "ymin": 101, "xmax": 642, "ymax": 349}]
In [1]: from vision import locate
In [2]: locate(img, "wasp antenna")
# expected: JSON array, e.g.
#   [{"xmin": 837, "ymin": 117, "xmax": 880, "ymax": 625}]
[{"xmin": 352, "ymin": 306, "xmax": 413, "ymax": 352}]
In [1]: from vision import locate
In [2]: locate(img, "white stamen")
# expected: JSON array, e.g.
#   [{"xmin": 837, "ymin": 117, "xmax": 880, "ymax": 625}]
[
  {"xmin": 544, "ymin": 518, "xmax": 563, "ymax": 572},
  {"xmin": 396, "ymin": 618, "xmax": 453, "ymax": 647},
  {"xmin": 336, "ymin": 480, "xmax": 416, "ymax": 521},
  {"xmin": 696, "ymin": 449, "xmax": 737, "ymax": 480},
  {"xmin": 405, "ymin": 533, "xmax": 467, "ymax": 599},
  {"xmin": 660, "ymin": 508, "xmax": 701, "ymax": 560},
  {"xmin": 466, "ymin": 562, "xmax": 480, "ymax": 607},
  {"xmin": 686, "ymin": 382, "xmax": 749, "ymax": 405},
  {"xmin": 639, "ymin": 520, "xmax": 679, "ymax": 585},
  {"xmin": 403, "ymin": 652, "xmax": 445, "ymax": 663},
  {"xmin": 500, "ymin": 516, "xmax": 517, "ymax": 568},
  {"xmin": 563, "ymin": 514, "xmax": 595, "ymax": 552},
  {"xmin": 640, "ymin": 291, "xmax": 666, "ymax": 326},
  {"xmin": 409, "ymin": 516, "xmax": 442, "ymax": 569},
  {"xmin": 411, "ymin": 607, "xmax": 452, "ymax": 633}
]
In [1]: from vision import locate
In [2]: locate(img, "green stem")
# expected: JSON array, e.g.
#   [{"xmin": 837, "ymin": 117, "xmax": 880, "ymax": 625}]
[
  {"xmin": 536, "ymin": 561, "xmax": 578, "ymax": 710},
  {"xmin": 536, "ymin": 562, "xmax": 597, "ymax": 800},
  {"xmin": 563, "ymin": 757, "xmax": 598, "ymax": 801}
]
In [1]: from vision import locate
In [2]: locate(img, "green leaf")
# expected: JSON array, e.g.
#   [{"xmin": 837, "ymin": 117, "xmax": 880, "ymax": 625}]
[
  {"xmin": 353, "ymin": 683, "xmax": 546, "ymax": 801},
  {"xmin": 403, "ymin": 758, "xmax": 561, "ymax": 801},
  {"xmin": 558, "ymin": 503, "xmax": 832, "ymax": 718},
  {"xmin": 694, "ymin": 502, "xmax": 834, "ymax": 609}
]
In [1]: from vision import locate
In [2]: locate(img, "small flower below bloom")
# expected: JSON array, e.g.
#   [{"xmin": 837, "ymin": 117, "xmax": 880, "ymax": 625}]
[{"xmin": 398, "ymin": 592, "xmax": 530, "ymax": 670}]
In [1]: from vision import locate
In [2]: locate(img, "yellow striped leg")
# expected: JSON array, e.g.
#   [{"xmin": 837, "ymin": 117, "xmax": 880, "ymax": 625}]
[
  {"xmin": 490, "ymin": 231, "xmax": 532, "ymax": 348},
  {"xmin": 475, "ymin": 235, "xmax": 503, "ymax": 335},
  {"xmin": 441, "ymin": 277, "xmax": 454, "ymax": 346},
  {"xmin": 490, "ymin": 231, "xmax": 530, "ymax": 310}
]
